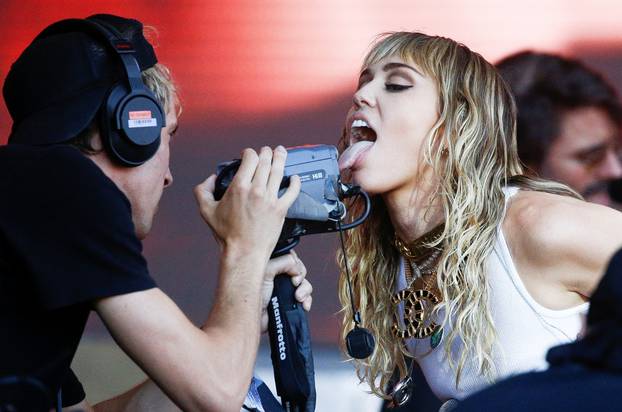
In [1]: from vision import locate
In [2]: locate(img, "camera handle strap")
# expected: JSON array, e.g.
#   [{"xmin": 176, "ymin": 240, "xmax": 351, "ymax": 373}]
[
  {"xmin": 267, "ymin": 246, "xmax": 316, "ymax": 412},
  {"xmin": 264, "ymin": 185, "xmax": 373, "ymax": 411}
]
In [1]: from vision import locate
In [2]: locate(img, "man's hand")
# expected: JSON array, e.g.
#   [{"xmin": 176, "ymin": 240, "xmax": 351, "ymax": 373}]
[
  {"xmin": 260, "ymin": 250, "xmax": 312, "ymax": 333},
  {"xmin": 194, "ymin": 146, "xmax": 301, "ymax": 261}
]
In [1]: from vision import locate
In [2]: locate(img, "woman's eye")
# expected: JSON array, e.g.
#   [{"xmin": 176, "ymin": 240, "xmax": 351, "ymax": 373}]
[{"xmin": 385, "ymin": 83, "xmax": 412, "ymax": 92}]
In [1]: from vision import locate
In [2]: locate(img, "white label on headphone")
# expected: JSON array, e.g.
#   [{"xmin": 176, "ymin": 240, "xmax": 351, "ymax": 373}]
[
  {"xmin": 128, "ymin": 118, "xmax": 157, "ymax": 128},
  {"xmin": 128, "ymin": 110, "xmax": 157, "ymax": 128}
]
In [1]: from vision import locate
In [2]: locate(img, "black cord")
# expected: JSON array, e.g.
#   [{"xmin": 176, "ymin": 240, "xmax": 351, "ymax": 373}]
[
  {"xmin": 337, "ymin": 191, "xmax": 371, "ymax": 231},
  {"xmin": 336, "ymin": 218, "xmax": 360, "ymax": 326}
]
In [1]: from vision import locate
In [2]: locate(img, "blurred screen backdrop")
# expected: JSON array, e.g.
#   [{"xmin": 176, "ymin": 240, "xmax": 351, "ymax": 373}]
[{"xmin": 1, "ymin": 0, "xmax": 621, "ymax": 407}]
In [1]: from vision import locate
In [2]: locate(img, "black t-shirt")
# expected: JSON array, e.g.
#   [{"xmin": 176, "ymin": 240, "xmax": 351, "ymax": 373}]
[{"xmin": 0, "ymin": 144, "xmax": 156, "ymax": 407}]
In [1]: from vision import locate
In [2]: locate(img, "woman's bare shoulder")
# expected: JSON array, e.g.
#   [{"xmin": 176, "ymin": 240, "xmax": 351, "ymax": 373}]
[
  {"xmin": 504, "ymin": 189, "xmax": 622, "ymax": 296},
  {"xmin": 505, "ymin": 190, "xmax": 621, "ymax": 245}
]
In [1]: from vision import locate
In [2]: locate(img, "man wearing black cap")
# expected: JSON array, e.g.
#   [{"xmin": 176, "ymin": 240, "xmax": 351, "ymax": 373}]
[
  {"xmin": 454, "ymin": 248, "xmax": 622, "ymax": 412},
  {"xmin": 0, "ymin": 14, "xmax": 311, "ymax": 411}
]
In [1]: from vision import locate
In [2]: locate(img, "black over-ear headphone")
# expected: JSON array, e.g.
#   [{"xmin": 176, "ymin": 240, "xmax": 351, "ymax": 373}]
[
  {"xmin": 35, "ymin": 17, "xmax": 165, "ymax": 167},
  {"xmin": 88, "ymin": 17, "xmax": 165, "ymax": 167}
]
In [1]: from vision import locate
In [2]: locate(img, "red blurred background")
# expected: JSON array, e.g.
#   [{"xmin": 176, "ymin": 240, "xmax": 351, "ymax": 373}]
[{"xmin": 1, "ymin": 0, "xmax": 621, "ymax": 344}]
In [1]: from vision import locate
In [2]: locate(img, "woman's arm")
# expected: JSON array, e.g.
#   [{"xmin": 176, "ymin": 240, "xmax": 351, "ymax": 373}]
[{"xmin": 504, "ymin": 190, "xmax": 622, "ymax": 305}]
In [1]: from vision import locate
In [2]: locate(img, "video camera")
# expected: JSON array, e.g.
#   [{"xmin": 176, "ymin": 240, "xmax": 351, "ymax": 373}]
[
  {"xmin": 214, "ymin": 144, "xmax": 370, "ymax": 256},
  {"xmin": 214, "ymin": 144, "xmax": 371, "ymax": 412}
]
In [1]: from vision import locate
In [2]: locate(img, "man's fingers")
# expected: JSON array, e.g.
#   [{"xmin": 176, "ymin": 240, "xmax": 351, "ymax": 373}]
[
  {"xmin": 302, "ymin": 296, "xmax": 312, "ymax": 312},
  {"xmin": 287, "ymin": 250, "xmax": 306, "ymax": 286},
  {"xmin": 278, "ymin": 174, "xmax": 301, "ymax": 210},
  {"xmin": 194, "ymin": 174, "xmax": 217, "ymax": 199},
  {"xmin": 252, "ymin": 146, "xmax": 273, "ymax": 189},
  {"xmin": 265, "ymin": 251, "xmax": 305, "ymax": 280},
  {"xmin": 231, "ymin": 148, "xmax": 259, "ymax": 186},
  {"xmin": 267, "ymin": 146, "xmax": 287, "ymax": 194},
  {"xmin": 194, "ymin": 175, "xmax": 218, "ymax": 217},
  {"xmin": 294, "ymin": 279, "xmax": 313, "ymax": 302},
  {"xmin": 202, "ymin": 174, "xmax": 217, "ymax": 199}
]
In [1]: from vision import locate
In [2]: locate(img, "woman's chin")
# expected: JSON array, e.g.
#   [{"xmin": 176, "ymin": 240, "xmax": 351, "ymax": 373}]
[{"xmin": 351, "ymin": 170, "xmax": 389, "ymax": 195}]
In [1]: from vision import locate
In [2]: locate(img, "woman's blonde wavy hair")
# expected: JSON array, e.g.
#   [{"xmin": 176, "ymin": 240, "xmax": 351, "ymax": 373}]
[{"xmin": 337, "ymin": 32, "xmax": 579, "ymax": 398}]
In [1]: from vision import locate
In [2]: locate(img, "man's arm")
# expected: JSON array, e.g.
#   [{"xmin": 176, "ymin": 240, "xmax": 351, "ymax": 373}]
[
  {"xmin": 81, "ymin": 253, "xmax": 312, "ymax": 412},
  {"xmin": 94, "ymin": 253, "xmax": 264, "ymax": 412},
  {"xmin": 86, "ymin": 147, "xmax": 301, "ymax": 412}
]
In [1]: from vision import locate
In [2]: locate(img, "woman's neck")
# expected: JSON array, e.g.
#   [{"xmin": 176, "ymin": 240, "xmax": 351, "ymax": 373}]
[{"xmin": 383, "ymin": 172, "xmax": 444, "ymax": 243}]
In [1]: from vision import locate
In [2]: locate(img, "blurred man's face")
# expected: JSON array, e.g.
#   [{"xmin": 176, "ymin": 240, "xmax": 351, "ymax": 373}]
[{"xmin": 540, "ymin": 106, "xmax": 622, "ymax": 207}]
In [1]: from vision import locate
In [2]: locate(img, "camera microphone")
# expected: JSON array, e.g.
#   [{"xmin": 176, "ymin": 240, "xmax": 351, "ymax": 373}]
[
  {"xmin": 336, "ymin": 219, "xmax": 376, "ymax": 360},
  {"xmin": 345, "ymin": 324, "xmax": 376, "ymax": 359}
]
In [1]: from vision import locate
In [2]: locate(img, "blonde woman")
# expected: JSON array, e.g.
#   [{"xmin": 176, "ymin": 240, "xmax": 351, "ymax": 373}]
[{"xmin": 337, "ymin": 31, "xmax": 622, "ymax": 407}]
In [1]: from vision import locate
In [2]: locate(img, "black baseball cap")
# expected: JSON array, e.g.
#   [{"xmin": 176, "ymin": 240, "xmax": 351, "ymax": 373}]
[{"xmin": 3, "ymin": 14, "xmax": 158, "ymax": 146}]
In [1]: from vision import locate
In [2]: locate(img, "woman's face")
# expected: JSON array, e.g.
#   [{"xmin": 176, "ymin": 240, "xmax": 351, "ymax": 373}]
[{"xmin": 339, "ymin": 55, "xmax": 439, "ymax": 195}]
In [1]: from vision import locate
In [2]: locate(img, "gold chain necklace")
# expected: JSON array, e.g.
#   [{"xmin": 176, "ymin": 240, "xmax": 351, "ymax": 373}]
[
  {"xmin": 394, "ymin": 223, "xmax": 444, "ymax": 260},
  {"xmin": 392, "ymin": 224, "xmax": 444, "ymax": 343}
]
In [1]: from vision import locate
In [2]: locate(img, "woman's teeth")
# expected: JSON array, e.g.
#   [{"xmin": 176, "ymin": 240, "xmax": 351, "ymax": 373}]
[{"xmin": 351, "ymin": 119, "xmax": 369, "ymax": 128}]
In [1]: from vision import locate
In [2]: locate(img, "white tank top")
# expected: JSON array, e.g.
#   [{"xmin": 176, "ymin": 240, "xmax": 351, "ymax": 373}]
[{"xmin": 395, "ymin": 186, "xmax": 589, "ymax": 401}]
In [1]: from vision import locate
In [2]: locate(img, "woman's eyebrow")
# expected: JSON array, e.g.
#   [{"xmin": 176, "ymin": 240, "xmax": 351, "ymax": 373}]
[
  {"xmin": 358, "ymin": 62, "xmax": 421, "ymax": 83},
  {"xmin": 382, "ymin": 62, "xmax": 422, "ymax": 76}
]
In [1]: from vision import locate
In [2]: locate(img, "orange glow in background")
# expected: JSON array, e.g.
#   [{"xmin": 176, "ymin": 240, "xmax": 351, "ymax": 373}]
[{"xmin": 1, "ymin": 0, "xmax": 622, "ymax": 138}]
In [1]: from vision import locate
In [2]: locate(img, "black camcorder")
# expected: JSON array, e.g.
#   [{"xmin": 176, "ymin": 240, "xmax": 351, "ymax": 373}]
[
  {"xmin": 214, "ymin": 144, "xmax": 370, "ymax": 256},
  {"xmin": 214, "ymin": 144, "xmax": 371, "ymax": 412}
]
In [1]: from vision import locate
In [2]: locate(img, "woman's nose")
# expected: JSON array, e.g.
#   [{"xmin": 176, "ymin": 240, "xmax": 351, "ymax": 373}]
[{"xmin": 352, "ymin": 83, "xmax": 376, "ymax": 108}]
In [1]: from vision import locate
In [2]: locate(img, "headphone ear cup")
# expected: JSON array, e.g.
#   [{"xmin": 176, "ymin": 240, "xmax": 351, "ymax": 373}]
[{"xmin": 100, "ymin": 83, "xmax": 163, "ymax": 167}]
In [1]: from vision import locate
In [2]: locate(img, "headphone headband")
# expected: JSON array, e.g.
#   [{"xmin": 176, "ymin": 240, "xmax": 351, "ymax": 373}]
[
  {"xmin": 12, "ymin": 15, "xmax": 166, "ymax": 166},
  {"xmin": 34, "ymin": 18, "xmax": 149, "ymax": 99}
]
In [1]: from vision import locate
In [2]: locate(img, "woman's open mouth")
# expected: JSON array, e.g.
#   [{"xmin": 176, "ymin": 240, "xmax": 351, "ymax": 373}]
[{"xmin": 338, "ymin": 119, "xmax": 377, "ymax": 171}]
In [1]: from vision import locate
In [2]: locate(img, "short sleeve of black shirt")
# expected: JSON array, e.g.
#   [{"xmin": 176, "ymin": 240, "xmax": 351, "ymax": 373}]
[
  {"xmin": 1, "ymin": 144, "xmax": 156, "ymax": 309},
  {"xmin": 0, "ymin": 144, "xmax": 156, "ymax": 406}
]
